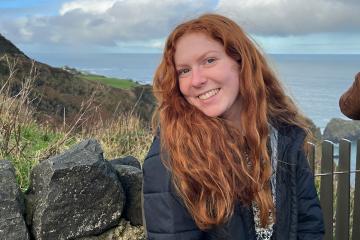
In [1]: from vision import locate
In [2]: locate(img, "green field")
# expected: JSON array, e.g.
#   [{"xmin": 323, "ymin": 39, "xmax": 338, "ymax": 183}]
[{"xmin": 79, "ymin": 74, "xmax": 140, "ymax": 89}]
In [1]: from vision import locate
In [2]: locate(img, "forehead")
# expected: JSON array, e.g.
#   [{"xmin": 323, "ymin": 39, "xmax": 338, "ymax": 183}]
[{"xmin": 174, "ymin": 32, "xmax": 224, "ymax": 64}]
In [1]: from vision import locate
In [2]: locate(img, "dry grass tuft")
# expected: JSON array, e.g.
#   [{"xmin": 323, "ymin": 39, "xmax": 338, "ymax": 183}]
[{"xmin": 0, "ymin": 55, "xmax": 154, "ymax": 190}]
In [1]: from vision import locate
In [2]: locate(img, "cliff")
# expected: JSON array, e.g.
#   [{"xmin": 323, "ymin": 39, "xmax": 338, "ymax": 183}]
[
  {"xmin": 0, "ymin": 34, "xmax": 26, "ymax": 56},
  {"xmin": 0, "ymin": 33, "xmax": 155, "ymax": 127},
  {"xmin": 323, "ymin": 118, "xmax": 360, "ymax": 143}
]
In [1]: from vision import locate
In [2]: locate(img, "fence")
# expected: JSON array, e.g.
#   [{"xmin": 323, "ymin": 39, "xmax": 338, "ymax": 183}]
[{"xmin": 307, "ymin": 139, "xmax": 360, "ymax": 240}]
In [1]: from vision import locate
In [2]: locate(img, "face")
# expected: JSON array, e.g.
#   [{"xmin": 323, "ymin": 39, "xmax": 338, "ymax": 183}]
[{"xmin": 174, "ymin": 32, "xmax": 242, "ymax": 123}]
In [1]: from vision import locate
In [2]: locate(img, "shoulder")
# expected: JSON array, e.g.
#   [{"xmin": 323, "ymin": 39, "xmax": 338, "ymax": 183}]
[
  {"xmin": 143, "ymin": 135, "xmax": 174, "ymax": 194},
  {"xmin": 339, "ymin": 72, "xmax": 360, "ymax": 120},
  {"xmin": 144, "ymin": 134, "xmax": 161, "ymax": 161},
  {"xmin": 274, "ymin": 123, "xmax": 308, "ymax": 168},
  {"xmin": 142, "ymin": 135, "xmax": 204, "ymax": 237},
  {"xmin": 276, "ymin": 122, "xmax": 306, "ymax": 143},
  {"xmin": 276, "ymin": 123, "xmax": 306, "ymax": 150}
]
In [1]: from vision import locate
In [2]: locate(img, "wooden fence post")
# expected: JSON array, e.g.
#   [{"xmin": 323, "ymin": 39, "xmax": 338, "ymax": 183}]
[
  {"xmin": 320, "ymin": 140, "xmax": 334, "ymax": 240},
  {"xmin": 335, "ymin": 139, "xmax": 351, "ymax": 240},
  {"xmin": 352, "ymin": 140, "xmax": 360, "ymax": 240}
]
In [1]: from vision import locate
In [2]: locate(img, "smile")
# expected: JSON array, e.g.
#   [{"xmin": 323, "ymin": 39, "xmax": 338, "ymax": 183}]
[{"xmin": 198, "ymin": 88, "xmax": 220, "ymax": 100}]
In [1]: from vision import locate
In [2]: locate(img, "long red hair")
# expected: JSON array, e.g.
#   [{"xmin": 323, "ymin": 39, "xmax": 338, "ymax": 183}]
[{"xmin": 152, "ymin": 13, "xmax": 308, "ymax": 230}]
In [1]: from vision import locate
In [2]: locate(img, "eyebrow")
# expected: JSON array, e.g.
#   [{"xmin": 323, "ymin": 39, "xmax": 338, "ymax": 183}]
[{"xmin": 175, "ymin": 50, "xmax": 220, "ymax": 68}]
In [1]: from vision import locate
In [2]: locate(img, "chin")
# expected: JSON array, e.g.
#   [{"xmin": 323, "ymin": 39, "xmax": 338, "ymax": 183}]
[{"xmin": 201, "ymin": 110, "xmax": 221, "ymax": 118}]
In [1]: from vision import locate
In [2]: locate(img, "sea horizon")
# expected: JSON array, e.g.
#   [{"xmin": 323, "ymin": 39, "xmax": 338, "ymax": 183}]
[{"xmin": 28, "ymin": 52, "xmax": 360, "ymax": 128}]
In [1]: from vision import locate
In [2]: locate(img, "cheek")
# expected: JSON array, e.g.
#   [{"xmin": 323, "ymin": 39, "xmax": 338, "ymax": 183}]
[
  {"xmin": 227, "ymin": 72, "xmax": 240, "ymax": 91},
  {"xmin": 178, "ymin": 79, "xmax": 189, "ymax": 96},
  {"xmin": 178, "ymin": 81, "xmax": 192, "ymax": 105}
]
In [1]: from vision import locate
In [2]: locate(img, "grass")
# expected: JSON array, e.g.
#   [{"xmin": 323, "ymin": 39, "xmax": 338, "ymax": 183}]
[
  {"xmin": 7, "ymin": 123, "xmax": 75, "ymax": 190},
  {"xmin": 6, "ymin": 112, "xmax": 153, "ymax": 191},
  {"xmin": 85, "ymin": 113, "xmax": 154, "ymax": 162},
  {"xmin": 0, "ymin": 56, "xmax": 153, "ymax": 191},
  {"xmin": 79, "ymin": 73, "xmax": 140, "ymax": 89}
]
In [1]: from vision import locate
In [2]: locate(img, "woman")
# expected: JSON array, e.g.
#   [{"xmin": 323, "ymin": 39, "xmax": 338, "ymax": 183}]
[{"xmin": 142, "ymin": 14, "xmax": 324, "ymax": 240}]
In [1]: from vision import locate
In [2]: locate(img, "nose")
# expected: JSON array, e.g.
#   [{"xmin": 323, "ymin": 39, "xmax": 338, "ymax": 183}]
[{"xmin": 191, "ymin": 67, "xmax": 207, "ymax": 88}]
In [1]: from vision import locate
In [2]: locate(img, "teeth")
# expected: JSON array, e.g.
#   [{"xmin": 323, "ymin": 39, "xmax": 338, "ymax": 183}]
[{"xmin": 198, "ymin": 88, "xmax": 220, "ymax": 100}]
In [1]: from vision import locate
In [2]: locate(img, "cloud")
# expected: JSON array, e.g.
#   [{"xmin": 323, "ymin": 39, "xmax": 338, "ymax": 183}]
[
  {"xmin": 1, "ymin": 0, "xmax": 359, "ymax": 53},
  {"xmin": 253, "ymin": 32, "xmax": 360, "ymax": 54},
  {"xmin": 216, "ymin": 0, "xmax": 360, "ymax": 36},
  {"xmin": 0, "ymin": 0, "xmax": 214, "ymax": 47},
  {"xmin": 59, "ymin": 0, "xmax": 118, "ymax": 15}
]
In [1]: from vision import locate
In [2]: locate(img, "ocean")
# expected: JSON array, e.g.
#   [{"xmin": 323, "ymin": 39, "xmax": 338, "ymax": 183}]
[
  {"xmin": 30, "ymin": 52, "xmax": 360, "ymax": 181},
  {"xmin": 32, "ymin": 53, "xmax": 360, "ymax": 130}
]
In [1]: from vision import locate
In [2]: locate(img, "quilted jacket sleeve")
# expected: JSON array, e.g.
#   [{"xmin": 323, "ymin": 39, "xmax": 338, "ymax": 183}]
[
  {"xmin": 142, "ymin": 136, "xmax": 204, "ymax": 240},
  {"xmin": 296, "ymin": 148, "xmax": 325, "ymax": 240},
  {"xmin": 339, "ymin": 72, "xmax": 360, "ymax": 120}
]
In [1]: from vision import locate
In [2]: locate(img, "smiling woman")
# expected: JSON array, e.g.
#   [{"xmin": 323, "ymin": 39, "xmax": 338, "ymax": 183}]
[
  {"xmin": 142, "ymin": 13, "xmax": 324, "ymax": 240},
  {"xmin": 175, "ymin": 33, "xmax": 242, "ymax": 122}
]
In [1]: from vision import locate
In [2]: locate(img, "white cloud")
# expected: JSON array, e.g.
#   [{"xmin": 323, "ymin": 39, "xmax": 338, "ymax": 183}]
[
  {"xmin": 216, "ymin": 0, "xmax": 360, "ymax": 36},
  {"xmin": 59, "ymin": 0, "xmax": 118, "ymax": 15},
  {"xmin": 0, "ymin": 0, "xmax": 214, "ymax": 48},
  {"xmin": 19, "ymin": 27, "xmax": 33, "ymax": 40},
  {"xmin": 149, "ymin": 39, "xmax": 165, "ymax": 49},
  {"xmin": 1, "ymin": 0, "xmax": 360, "ymax": 53},
  {"xmin": 253, "ymin": 32, "xmax": 360, "ymax": 54}
]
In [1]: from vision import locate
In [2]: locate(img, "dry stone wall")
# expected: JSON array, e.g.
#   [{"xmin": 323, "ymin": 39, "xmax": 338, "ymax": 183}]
[{"xmin": 0, "ymin": 139, "xmax": 144, "ymax": 240}]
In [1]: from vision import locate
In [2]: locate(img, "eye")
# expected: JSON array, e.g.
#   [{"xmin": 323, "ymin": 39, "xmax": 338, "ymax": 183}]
[
  {"xmin": 177, "ymin": 68, "xmax": 190, "ymax": 77},
  {"xmin": 204, "ymin": 57, "xmax": 216, "ymax": 65}
]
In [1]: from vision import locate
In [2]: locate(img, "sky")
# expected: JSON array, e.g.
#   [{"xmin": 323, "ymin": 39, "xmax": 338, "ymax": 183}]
[{"xmin": 1, "ymin": 0, "xmax": 360, "ymax": 54}]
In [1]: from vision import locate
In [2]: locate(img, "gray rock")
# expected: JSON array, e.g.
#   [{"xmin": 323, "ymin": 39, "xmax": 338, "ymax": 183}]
[
  {"xmin": 110, "ymin": 156, "xmax": 141, "ymax": 170},
  {"xmin": 323, "ymin": 118, "xmax": 360, "ymax": 143},
  {"xmin": 25, "ymin": 139, "xmax": 125, "ymax": 240},
  {"xmin": 0, "ymin": 160, "xmax": 30, "ymax": 240},
  {"xmin": 77, "ymin": 219, "xmax": 145, "ymax": 240},
  {"xmin": 112, "ymin": 165, "xmax": 143, "ymax": 226}
]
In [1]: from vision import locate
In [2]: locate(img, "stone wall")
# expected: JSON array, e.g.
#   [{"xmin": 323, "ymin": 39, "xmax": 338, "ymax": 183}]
[{"xmin": 0, "ymin": 139, "xmax": 145, "ymax": 240}]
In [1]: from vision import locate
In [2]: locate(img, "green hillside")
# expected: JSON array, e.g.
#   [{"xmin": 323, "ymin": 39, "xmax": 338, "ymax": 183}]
[
  {"xmin": 0, "ymin": 33, "xmax": 156, "ymax": 128},
  {"xmin": 0, "ymin": 33, "xmax": 155, "ymax": 191},
  {"xmin": 79, "ymin": 74, "xmax": 139, "ymax": 89}
]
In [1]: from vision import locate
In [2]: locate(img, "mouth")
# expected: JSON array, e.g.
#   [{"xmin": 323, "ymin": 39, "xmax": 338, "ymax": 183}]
[{"xmin": 197, "ymin": 88, "xmax": 220, "ymax": 100}]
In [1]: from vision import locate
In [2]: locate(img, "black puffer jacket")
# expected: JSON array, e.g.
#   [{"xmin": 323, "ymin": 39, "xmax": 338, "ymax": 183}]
[{"xmin": 142, "ymin": 125, "xmax": 324, "ymax": 239}]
